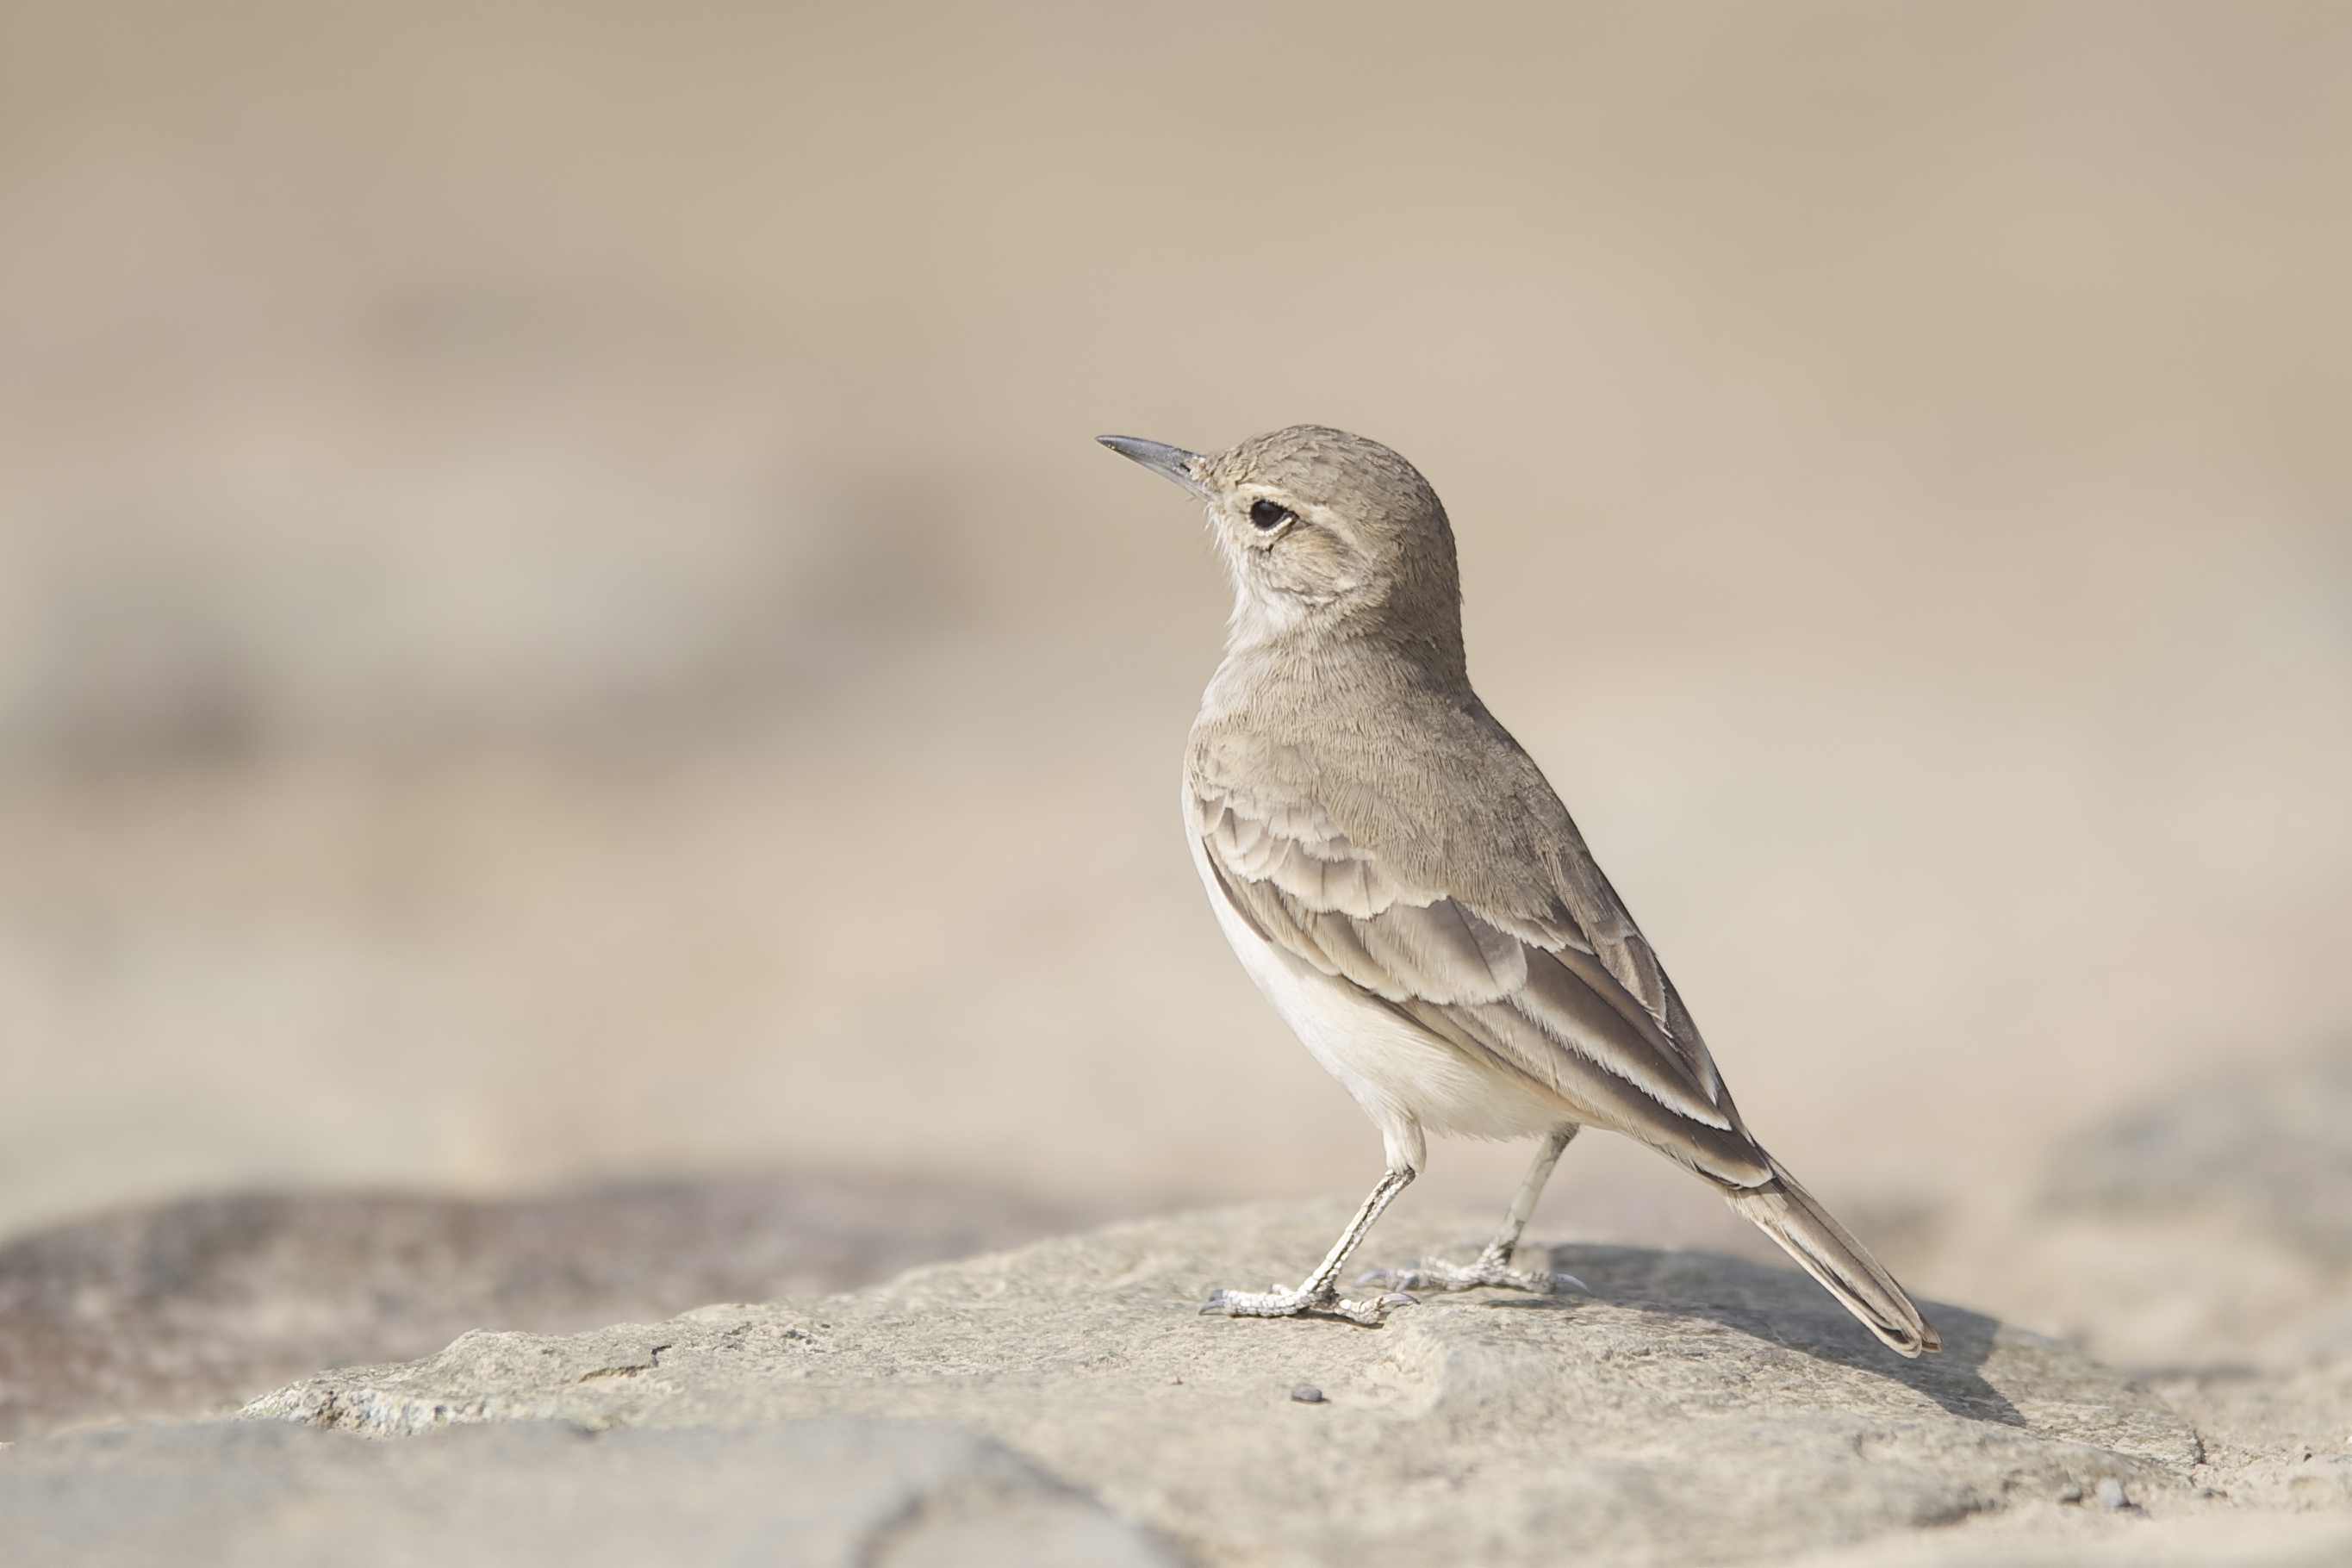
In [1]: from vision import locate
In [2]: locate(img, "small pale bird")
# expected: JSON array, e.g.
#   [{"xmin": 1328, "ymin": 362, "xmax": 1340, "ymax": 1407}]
[{"xmin": 1099, "ymin": 425, "xmax": 1939, "ymax": 1356}]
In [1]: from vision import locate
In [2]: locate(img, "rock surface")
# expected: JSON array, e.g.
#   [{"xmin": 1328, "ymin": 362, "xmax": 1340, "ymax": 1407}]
[
  {"xmin": 232, "ymin": 1202, "xmax": 2205, "ymax": 1567},
  {"xmin": 0, "ymin": 1172, "xmax": 1103, "ymax": 1440},
  {"xmin": 0, "ymin": 1416, "xmax": 1184, "ymax": 1567}
]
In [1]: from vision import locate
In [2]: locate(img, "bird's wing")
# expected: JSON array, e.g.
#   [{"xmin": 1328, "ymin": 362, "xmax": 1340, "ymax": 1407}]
[
  {"xmin": 1191, "ymin": 776, "xmax": 1770, "ymax": 1186},
  {"xmin": 1543, "ymin": 816, "xmax": 1729, "ymax": 1113}
]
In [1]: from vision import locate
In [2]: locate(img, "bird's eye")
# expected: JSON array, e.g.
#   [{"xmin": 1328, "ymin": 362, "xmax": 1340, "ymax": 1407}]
[{"xmin": 1248, "ymin": 499, "xmax": 1295, "ymax": 531}]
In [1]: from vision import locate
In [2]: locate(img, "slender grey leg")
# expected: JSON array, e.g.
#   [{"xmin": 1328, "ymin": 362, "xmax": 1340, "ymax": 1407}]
[
  {"xmin": 1202, "ymin": 1166, "xmax": 1422, "ymax": 1326},
  {"xmin": 1359, "ymin": 1124, "xmax": 1591, "ymax": 1296},
  {"xmin": 1488, "ymin": 1123, "xmax": 1578, "ymax": 1266}
]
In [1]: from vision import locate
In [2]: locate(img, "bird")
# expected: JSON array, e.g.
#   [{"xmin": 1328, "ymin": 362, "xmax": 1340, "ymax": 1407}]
[{"xmin": 1098, "ymin": 425, "xmax": 1939, "ymax": 1357}]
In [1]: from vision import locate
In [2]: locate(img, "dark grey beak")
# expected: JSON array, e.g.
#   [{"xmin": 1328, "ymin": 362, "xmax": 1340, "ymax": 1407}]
[{"xmin": 1098, "ymin": 435, "xmax": 1211, "ymax": 499}]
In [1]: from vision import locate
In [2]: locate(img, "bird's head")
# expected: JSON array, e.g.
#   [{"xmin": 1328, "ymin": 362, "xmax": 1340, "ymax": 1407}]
[{"xmin": 1098, "ymin": 425, "xmax": 1463, "ymax": 665}]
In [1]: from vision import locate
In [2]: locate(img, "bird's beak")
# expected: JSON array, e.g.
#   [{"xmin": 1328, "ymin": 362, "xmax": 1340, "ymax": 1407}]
[{"xmin": 1098, "ymin": 435, "xmax": 1211, "ymax": 500}]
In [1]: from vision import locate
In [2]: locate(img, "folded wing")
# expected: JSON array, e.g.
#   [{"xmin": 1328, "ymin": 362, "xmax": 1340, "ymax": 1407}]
[{"xmin": 1193, "ymin": 781, "xmax": 1771, "ymax": 1188}]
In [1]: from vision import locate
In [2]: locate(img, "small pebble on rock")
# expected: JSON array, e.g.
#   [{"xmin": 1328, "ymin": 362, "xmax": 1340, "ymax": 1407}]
[
  {"xmin": 2057, "ymin": 1484, "xmax": 2083, "ymax": 1503},
  {"xmin": 1290, "ymin": 1384, "xmax": 1326, "ymax": 1404},
  {"xmin": 2094, "ymin": 1478, "xmax": 2129, "ymax": 1511}
]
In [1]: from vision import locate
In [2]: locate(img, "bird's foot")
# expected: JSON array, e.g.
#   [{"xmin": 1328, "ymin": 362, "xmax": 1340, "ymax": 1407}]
[
  {"xmin": 1357, "ymin": 1248, "xmax": 1589, "ymax": 1297},
  {"xmin": 1200, "ymin": 1283, "xmax": 1418, "ymax": 1326}
]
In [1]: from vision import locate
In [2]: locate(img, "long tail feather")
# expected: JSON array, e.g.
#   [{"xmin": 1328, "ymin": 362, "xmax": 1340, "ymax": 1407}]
[{"xmin": 1720, "ymin": 1162, "xmax": 1940, "ymax": 1357}]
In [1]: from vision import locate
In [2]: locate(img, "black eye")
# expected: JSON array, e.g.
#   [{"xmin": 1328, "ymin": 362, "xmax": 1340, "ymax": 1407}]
[{"xmin": 1249, "ymin": 499, "xmax": 1295, "ymax": 531}]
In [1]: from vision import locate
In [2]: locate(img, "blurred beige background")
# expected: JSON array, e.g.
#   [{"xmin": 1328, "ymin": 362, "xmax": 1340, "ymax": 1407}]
[{"xmin": 2, "ymin": 0, "xmax": 2348, "ymax": 1336}]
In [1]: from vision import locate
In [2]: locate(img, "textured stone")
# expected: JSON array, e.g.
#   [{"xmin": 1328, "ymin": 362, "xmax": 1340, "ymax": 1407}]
[
  {"xmin": 0, "ymin": 1173, "xmax": 1102, "ymax": 1439},
  {"xmin": 246, "ymin": 1202, "xmax": 2201, "ymax": 1567},
  {"xmin": 0, "ymin": 1416, "xmax": 1185, "ymax": 1567},
  {"xmin": 1783, "ymin": 1508, "xmax": 2352, "ymax": 1568}
]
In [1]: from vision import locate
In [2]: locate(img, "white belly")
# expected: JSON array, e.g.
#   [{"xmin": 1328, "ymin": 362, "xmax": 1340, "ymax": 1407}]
[{"xmin": 1187, "ymin": 831, "xmax": 1562, "ymax": 1169}]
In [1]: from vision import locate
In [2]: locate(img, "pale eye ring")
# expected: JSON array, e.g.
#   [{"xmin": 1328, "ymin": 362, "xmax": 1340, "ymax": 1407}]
[{"xmin": 1248, "ymin": 499, "xmax": 1295, "ymax": 532}]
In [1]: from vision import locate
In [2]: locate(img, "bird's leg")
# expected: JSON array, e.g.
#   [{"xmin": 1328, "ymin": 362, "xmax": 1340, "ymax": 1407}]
[
  {"xmin": 1360, "ymin": 1123, "xmax": 1590, "ymax": 1296},
  {"xmin": 1201, "ymin": 1166, "xmax": 1422, "ymax": 1326},
  {"xmin": 1484, "ymin": 1122, "xmax": 1580, "ymax": 1272}
]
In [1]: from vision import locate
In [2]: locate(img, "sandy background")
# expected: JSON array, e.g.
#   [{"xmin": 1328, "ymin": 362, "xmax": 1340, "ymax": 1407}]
[{"xmin": 3, "ymin": 1, "xmax": 2348, "ymax": 1346}]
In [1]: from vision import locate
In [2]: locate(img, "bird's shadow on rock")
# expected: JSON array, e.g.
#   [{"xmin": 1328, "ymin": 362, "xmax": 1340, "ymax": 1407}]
[{"xmin": 1493, "ymin": 1242, "xmax": 2026, "ymax": 1430}]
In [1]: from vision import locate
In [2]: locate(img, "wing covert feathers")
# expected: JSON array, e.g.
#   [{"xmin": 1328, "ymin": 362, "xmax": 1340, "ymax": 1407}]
[{"xmin": 1198, "ymin": 797, "xmax": 1764, "ymax": 1179}]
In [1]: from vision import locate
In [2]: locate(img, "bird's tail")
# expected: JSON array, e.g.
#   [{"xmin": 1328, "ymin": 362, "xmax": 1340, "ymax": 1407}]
[{"xmin": 1720, "ymin": 1161, "xmax": 1940, "ymax": 1357}]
